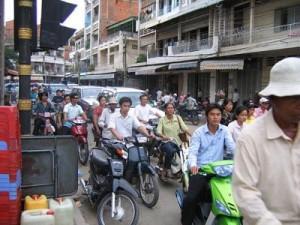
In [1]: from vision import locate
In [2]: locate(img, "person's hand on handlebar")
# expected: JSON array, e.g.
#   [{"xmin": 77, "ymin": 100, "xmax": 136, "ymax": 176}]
[{"xmin": 190, "ymin": 166, "xmax": 199, "ymax": 175}]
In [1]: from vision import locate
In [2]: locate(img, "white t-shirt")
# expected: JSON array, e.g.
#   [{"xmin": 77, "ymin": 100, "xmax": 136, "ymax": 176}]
[
  {"xmin": 135, "ymin": 104, "xmax": 156, "ymax": 122},
  {"xmin": 162, "ymin": 95, "xmax": 172, "ymax": 104},
  {"xmin": 156, "ymin": 90, "xmax": 162, "ymax": 101},
  {"xmin": 108, "ymin": 112, "xmax": 141, "ymax": 138},
  {"xmin": 228, "ymin": 120, "xmax": 246, "ymax": 142},
  {"xmin": 98, "ymin": 108, "xmax": 116, "ymax": 139},
  {"xmin": 63, "ymin": 103, "xmax": 84, "ymax": 120}
]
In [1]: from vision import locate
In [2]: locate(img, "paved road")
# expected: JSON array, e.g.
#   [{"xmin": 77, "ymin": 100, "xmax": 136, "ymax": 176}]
[{"xmin": 77, "ymin": 123, "xmax": 199, "ymax": 225}]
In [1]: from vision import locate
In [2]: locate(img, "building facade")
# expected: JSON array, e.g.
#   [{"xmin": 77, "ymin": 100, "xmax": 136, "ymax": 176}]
[
  {"xmin": 5, "ymin": 20, "xmax": 73, "ymax": 83},
  {"xmin": 71, "ymin": 0, "xmax": 140, "ymax": 86},
  {"xmin": 130, "ymin": 0, "xmax": 300, "ymax": 103}
]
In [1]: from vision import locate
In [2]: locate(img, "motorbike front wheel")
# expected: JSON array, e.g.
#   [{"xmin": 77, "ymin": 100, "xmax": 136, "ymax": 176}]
[
  {"xmin": 139, "ymin": 173, "xmax": 159, "ymax": 208},
  {"xmin": 78, "ymin": 143, "xmax": 89, "ymax": 165},
  {"xmin": 97, "ymin": 191, "xmax": 139, "ymax": 225}
]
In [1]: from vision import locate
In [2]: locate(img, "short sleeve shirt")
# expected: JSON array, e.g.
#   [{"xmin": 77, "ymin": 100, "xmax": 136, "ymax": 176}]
[
  {"xmin": 63, "ymin": 103, "xmax": 84, "ymax": 120},
  {"xmin": 108, "ymin": 112, "xmax": 141, "ymax": 138},
  {"xmin": 157, "ymin": 115, "xmax": 188, "ymax": 145},
  {"xmin": 135, "ymin": 104, "xmax": 155, "ymax": 122}
]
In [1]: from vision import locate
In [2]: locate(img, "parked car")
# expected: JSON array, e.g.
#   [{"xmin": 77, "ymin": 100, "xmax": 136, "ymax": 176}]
[
  {"xmin": 97, "ymin": 87, "xmax": 164, "ymax": 117},
  {"xmin": 71, "ymin": 86, "xmax": 104, "ymax": 119}
]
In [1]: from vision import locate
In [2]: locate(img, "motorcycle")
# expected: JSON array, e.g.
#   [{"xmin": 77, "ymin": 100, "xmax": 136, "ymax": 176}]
[
  {"xmin": 33, "ymin": 112, "xmax": 56, "ymax": 136},
  {"xmin": 102, "ymin": 136, "xmax": 160, "ymax": 208},
  {"xmin": 175, "ymin": 160, "xmax": 242, "ymax": 225},
  {"xmin": 70, "ymin": 117, "xmax": 89, "ymax": 165},
  {"xmin": 154, "ymin": 139, "xmax": 188, "ymax": 182},
  {"xmin": 80, "ymin": 147, "xmax": 140, "ymax": 225},
  {"xmin": 177, "ymin": 105, "xmax": 202, "ymax": 125}
]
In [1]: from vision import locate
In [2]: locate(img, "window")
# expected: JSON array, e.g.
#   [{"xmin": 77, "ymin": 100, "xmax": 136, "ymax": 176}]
[
  {"xmin": 274, "ymin": 5, "xmax": 300, "ymax": 32},
  {"xmin": 110, "ymin": 55, "xmax": 114, "ymax": 65},
  {"xmin": 132, "ymin": 44, "xmax": 138, "ymax": 49},
  {"xmin": 85, "ymin": 12, "xmax": 91, "ymax": 27}
]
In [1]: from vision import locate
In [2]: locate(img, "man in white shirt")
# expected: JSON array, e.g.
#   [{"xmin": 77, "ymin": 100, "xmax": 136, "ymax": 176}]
[
  {"xmin": 135, "ymin": 94, "xmax": 161, "ymax": 124},
  {"xmin": 184, "ymin": 93, "xmax": 197, "ymax": 110},
  {"xmin": 109, "ymin": 97, "xmax": 152, "ymax": 140},
  {"xmin": 162, "ymin": 92, "xmax": 172, "ymax": 105},
  {"xmin": 233, "ymin": 57, "xmax": 300, "ymax": 225},
  {"xmin": 98, "ymin": 97, "xmax": 117, "ymax": 140},
  {"xmin": 63, "ymin": 93, "xmax": 87, "ymax": 134},
  {"xmin": 156, "ymin": 89, "xmax": 162, "ymax": 102}
]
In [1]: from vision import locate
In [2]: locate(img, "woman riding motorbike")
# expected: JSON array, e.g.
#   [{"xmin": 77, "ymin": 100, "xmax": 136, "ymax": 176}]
[
  {"xmin": 33, "ymin": 92, "xmax": 57, "ymax": 135},
  {"xmin": 156, "ymin": 103, "xmax": 191, "ymax": 180}
]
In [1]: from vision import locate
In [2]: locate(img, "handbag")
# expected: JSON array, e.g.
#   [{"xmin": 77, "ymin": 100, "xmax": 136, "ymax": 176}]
[{"xmin": 177, "ymin": 115, "xmax": 188, "ymax": 143}]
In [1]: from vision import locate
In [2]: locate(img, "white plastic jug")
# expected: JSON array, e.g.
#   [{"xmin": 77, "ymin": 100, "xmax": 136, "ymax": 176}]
[
  {"xmin": 49, "ymin": 198, "xmax": 74, "ymax": 225},
  {"xmin": 21, "ymin": 209, "xmax": 55, "ymax": 225}
]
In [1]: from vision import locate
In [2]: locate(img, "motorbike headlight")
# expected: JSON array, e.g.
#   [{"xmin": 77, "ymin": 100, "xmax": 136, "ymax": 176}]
[
  {"xmin": 213, "ymin": 165, "xmax": 233, "ymax": 177},
  {"xmin": 215, "ymin": 200, "xmax": 231, "ymax": 215}
]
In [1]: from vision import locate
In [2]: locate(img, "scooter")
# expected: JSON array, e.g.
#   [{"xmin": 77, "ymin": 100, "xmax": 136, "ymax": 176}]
[
  {"xmin": 102, "ymin": 137, "xmax": 160, "ymax": 208},
  {"xmin": 71, "ymin": 117, "xmax": 89, "ymax": 165},
  {"xmin": 177, "ymin": 105, "xmax": 202, "ymax": 125},
  {"xmin": 80, "ymin": 147, "xmax": 140, "ymax": 225},
  {"xmin": 33, "ymin": 112, "xmax": 56, "ymax": 136},
  {"xmin": 154, "ymin": 139, "xmax": 188, "ymax": 182},
  {"xmin": 175, "ymin": 160, "xmax": 242, "ymax": 225}
]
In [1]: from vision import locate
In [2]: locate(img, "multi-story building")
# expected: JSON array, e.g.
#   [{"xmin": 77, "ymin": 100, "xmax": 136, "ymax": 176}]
[
  {"xmin": 73, "ymin": 0, "xmax": 139, "ymax": 86},
  {"xmin": 130, "ymin": 0, "xmax": 300, "ymax": 103},
  {"xmin": 5, "ymin": 20, "xmax": 73, "ymax": 83}
]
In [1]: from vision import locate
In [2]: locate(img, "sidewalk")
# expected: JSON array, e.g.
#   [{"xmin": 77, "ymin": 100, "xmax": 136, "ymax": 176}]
[{"xmin": 74, "ymin": 202, "xmax": 90, "ymax": 225}]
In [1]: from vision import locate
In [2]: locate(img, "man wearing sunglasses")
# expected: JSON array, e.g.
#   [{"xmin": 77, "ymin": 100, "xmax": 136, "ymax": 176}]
[{"xmin": 63, "ymin": 93, "xmax": 88, "ymax": 135}]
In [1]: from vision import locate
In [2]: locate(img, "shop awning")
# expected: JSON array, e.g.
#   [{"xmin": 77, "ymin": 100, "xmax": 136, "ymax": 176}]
[
  {"xmin": 200, "ymin": 59, "xmax": 244, "ymax": 71},
  {"xmin": 80, "ymin": 73, "xmax": 115, "ymax": 80},
  {"xmin": 131, "ymin": 64, "xmax": 168, "ymax": 75},
  {"xmin": 168, "ymin": 61, "xmax": 198, "ymax": 70}
]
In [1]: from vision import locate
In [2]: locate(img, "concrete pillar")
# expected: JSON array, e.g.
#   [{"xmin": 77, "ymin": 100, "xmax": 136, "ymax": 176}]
[
  {"xmin": 156, "ymin": 0, "xmax": 159, "ymax": 17},
  {"xmin": 209, "ymin": 71, "xmax": 217, "ymax": 103},
  {"xmin": 178, "ymin": 23, "xmax": 182, "ymax": 42},
  {"xmin": 107, "ymin": 46, "xmax": 110, "ymax": 65},
  {"xmin": 182, "ymin": 72, "xmax": 188, "ymax": 95},
  {"xmin": 249, "ymin": 0, "xmax": 255, "ymax": 43},
  {"xmin": 228, "ymin": 71, "xmax": 237, "ymax": 100}
]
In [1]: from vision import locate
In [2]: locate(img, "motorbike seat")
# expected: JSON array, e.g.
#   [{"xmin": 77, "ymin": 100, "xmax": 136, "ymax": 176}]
[
  {"xmin": 91, "ymin": 149, "xmax": 109, "ymax": 167},
  {"xmin": 102, "ymin": 140, "xmax": 123, "ymax": 151}
]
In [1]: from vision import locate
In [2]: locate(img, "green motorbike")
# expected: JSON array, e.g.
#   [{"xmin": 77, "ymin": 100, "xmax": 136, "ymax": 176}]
[{"xmin": 176, "ymin": 160, "xmax": 242, "ymax": 225}]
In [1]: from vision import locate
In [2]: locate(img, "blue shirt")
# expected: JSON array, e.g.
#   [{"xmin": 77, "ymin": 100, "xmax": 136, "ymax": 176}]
[{"xmin": 188, "ymin": 123, "xmax": 235, "ymax": 167}]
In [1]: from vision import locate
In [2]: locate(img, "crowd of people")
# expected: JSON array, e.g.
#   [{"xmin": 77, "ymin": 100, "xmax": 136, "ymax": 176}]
[{"xmin": 27, "ymin": 57, "xmax": 300, "ymax": 225}]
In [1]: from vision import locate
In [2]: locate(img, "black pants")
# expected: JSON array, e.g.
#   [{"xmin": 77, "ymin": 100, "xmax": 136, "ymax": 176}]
[
  {"xmin": 33, "ymin": 117, "xmax": 57, "ymax": 135},
  {"xmin": 160, "ymin": 142, "xmax": 180, "ymax": 169},
  {"xmin": 181, "ymin": 174, "xmax": 209, "ymax": 225},
  {"xmin": 62, "ymin": 126, "xmax": 72, "ymax": 135}
]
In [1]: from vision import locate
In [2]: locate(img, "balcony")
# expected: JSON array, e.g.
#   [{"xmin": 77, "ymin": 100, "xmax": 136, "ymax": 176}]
[
  {"xmin": 148, "ymin": 36, "xmax": 217, "ymax": 59},
  {"xmin": 140, "ymin": 0, "xmax": 222, "ymax": 29},
  {"xmin": 100, "ymin": 31, "xmax": 138, "ymax": 46},
  {"xmin": 220, "ymin": 23, "xmax": 300, "ymax": 49}
]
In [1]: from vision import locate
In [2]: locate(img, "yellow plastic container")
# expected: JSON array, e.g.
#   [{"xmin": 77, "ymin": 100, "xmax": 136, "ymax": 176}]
[
  {"xmin": 49, "ymin": 198, "xmax": 74, "ymax": 225},
  {"xmin": 21, "ymin": 209, "xmax": 55, "ymax": 225},
  {"xmin": 24, "ymin": 195, "xmax": 48, "ymax": 210}
]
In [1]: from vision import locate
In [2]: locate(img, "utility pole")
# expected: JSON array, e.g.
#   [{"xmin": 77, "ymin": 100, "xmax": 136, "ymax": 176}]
[
  {"xmin": 15, "ymin": 0, "xmax": 35, "ymax": 134},
  {"xmin": 0, "ymin": 0, "xmax": 5, "ymax": 105},
  {"xmin": 77, "ymin": 52, "xmax": 81, "ymax": 85},
  {"xmin": 137, "ymin": 0, "xmax": 141, "ymax": 56},
  {"xmin": 122, "ymin": 36, "xmax": 127, "ymax": 87}
]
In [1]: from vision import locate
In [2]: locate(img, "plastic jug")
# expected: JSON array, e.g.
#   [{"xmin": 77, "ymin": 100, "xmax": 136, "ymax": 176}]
[
  {"xmin": 49, "ymin": 198, "xmax": 74, "ymax": 225},
  {"xmin": 21, "ymin": 209, "xmax": 55, "ymax": 225},
  {"xmin": 24, "ymin": 195, "xmax": 48, "ymax": 210}
]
